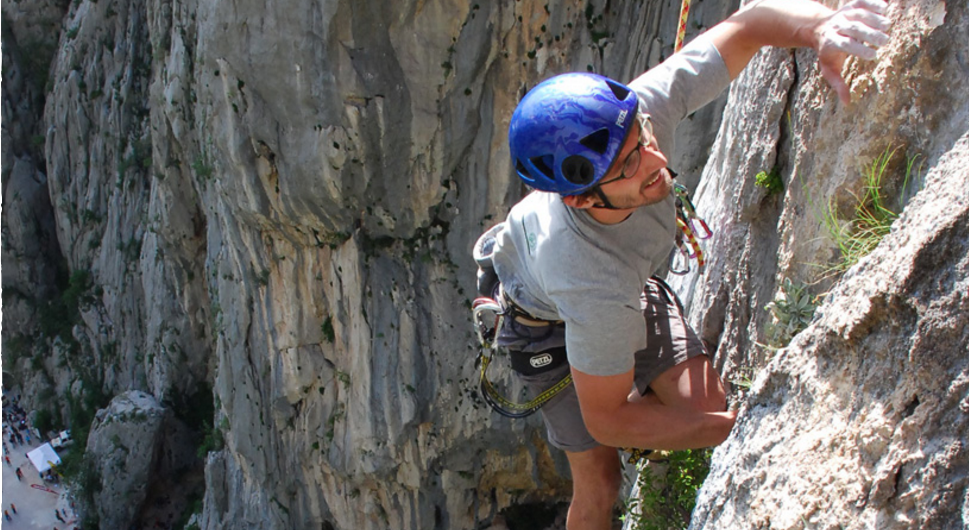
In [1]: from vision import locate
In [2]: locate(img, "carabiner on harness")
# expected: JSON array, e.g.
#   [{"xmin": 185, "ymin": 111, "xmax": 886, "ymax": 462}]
[
  {"xmin": 472, "ymin": 298, "xmax": 503, "ymax": 350},
  {"xmin": 668, "ymin": 238, "xmax": 692, "ymax": 275},
  {"xmin": 669, "ymin": 183, "xmax": 711, "ymax": 274},
  {"xmin": 674, "ymin": 183, "xmax": 712, "ymax": 239}
]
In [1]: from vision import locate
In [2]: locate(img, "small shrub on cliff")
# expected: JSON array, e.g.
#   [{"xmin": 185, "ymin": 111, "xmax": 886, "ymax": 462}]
[
  {"xmin": 174, "ymin": 494, "xmax": 203, "ymax": 530},
  {"xmin": 623, "ymin": 449, "xmax": 712, "ymax": 530},
  {"xmin": 755, "ymin": 167, "xmax": 784, "ymax": 196},
  {"xmin": 192, "ymin": 156, "xmax": 214, "ymax": 182},
  {"xmin": 37, "ymin": 268, "xmax": 94, "ymax": 341},
  {"xmin": 764, "ymin": 277, "xmax": 819, "ymax": 348},
  {"xmin": 321, "ymin": 316, "xmax": 335, "ymax": 343},
  {"xmin": 2, "ymin": 333, "xmax": 33, "ymax": 363},
  {"xmin": 33, "ymin": 408, "xmax": 58, "ymax": 437},
  {"xmin": 197, "ymin": 419, "xmax": 226, "ymax": 458}
]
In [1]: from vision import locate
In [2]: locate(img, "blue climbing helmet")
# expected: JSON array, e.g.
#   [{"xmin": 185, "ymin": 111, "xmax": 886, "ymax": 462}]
[{"xmin": 509, "ymin": 73, "xmax": 640, "ymax": 195}]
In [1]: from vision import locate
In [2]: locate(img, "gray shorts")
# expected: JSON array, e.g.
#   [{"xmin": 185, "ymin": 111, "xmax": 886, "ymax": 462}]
[{"xmin": 498, "ymin": 277, "xmax": 708, "ymax": 453}]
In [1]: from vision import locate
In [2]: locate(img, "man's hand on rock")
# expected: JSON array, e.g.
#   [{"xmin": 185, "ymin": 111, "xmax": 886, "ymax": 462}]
[{"xmin": 814, "ymin": 0, "xmax": 892, "ymax": 104}]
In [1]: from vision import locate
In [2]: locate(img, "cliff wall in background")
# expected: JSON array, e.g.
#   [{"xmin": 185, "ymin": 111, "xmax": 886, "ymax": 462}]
[
  {"xmin": 3, "ymin": 0, "xmax": 736, "ymax": 528},
  {"xmin": 2, "ymin": 0, "xmax": 965, "ymax": 529}
]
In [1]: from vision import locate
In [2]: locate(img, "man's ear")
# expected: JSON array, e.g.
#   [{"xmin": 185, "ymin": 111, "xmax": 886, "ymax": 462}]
[{"xmin": 563, "ymin": 192, "xmax": 598, "ymax": 209}]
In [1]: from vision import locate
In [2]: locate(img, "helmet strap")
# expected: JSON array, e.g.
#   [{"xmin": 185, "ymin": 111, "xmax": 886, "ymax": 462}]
[{"xmin": 591, "ymin": 186, "xmax": 621, "ymax": 210}]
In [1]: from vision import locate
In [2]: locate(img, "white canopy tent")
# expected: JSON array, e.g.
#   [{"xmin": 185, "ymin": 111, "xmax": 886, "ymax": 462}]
[{"xmin": 27, "ymin": 442, "xmax": 61, "ymax": 474}]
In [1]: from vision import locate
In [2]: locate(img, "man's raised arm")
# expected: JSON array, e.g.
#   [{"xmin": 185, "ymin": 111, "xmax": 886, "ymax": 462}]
[{"xmin": 705, "ymin": 0, "xmax": 891, "ymax": 103}]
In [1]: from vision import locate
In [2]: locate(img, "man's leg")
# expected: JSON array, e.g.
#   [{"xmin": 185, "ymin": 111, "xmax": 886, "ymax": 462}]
[
  {"xmin": 647, "ymin": 355, "xmax": 727, "ymax": 412},
  {"xmin": 635, "ymin": 279, "xmax": 729, "ymax": 415},
  {"xmin": 564, "ymin": 445, "xmax": 622, "ymax": 530}
]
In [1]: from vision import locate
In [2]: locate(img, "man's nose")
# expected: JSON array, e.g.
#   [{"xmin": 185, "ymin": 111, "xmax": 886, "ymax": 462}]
[{"xmin": 640, "ymin": 144, "xmax": 668, "ymax": 173}]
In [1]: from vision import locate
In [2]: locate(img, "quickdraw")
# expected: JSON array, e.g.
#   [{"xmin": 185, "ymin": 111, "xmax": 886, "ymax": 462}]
[
  {"xmin": 669, "ymin": 183, "xmax": 712, "ymax": 275},
  {"xmin": 677, "ymin": 217, "xmax": 704, "ymax": 264},
  {"xmin": 674, "ymin": 183, "xmax": 712, "ymax": 239},
  {"xmin": 472, "ymin": 298, "xmax": 573, "ymax": 418}
]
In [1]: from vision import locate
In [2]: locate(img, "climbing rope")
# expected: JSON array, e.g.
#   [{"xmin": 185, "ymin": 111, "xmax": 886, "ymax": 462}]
[{"xmin": 674, "ymin": 0, "xmax": 692, "ymax": 53}]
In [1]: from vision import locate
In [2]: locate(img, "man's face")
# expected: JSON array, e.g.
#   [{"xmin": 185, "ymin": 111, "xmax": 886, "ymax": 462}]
[{"xmin": 595, "ymin": 116, "xmax": 672, "ymax": 210}]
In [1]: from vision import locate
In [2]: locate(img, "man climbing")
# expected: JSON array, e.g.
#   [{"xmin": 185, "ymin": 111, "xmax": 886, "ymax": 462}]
[{"xmin": 481, "ymin": 0, "xmax": 890, "ymax": 528}]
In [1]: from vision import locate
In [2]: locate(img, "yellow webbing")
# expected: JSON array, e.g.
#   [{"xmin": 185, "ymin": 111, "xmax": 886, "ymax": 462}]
[{"xmin": 479, "ymin": 351, "xmax": 573, "ymax": 418}]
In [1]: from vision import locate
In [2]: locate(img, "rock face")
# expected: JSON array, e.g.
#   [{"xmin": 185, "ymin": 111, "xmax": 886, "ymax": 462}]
[
  {"xmin": 691, "ymin": 138, "xmax": 969, "ymax": 529},
  {"xmin": 3, "ymin": 0, "xmax": 736, "ymax": 528},
  {"xmin": 671, "ymin": 0, "xmax": 969, "ymax": 528},
  {"xmin": 85, "ymin": 391, "xmax": 170, "ymax": 530},
  {"xmin": 2, "ymin": 0, "xmax": 965, "ymax": 530}
]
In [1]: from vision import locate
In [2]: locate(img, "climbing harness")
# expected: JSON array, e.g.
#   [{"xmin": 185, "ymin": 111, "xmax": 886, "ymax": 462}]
[
  {"xmin": 472, "ymin": 297, "xmax": 573, "ymax": 418},
  {"xmin": 472, "ymin": 225, "xmax": 574, "ymax": 419},
  {"xmin": 476, "ymin": 298, "xmax": 659, "ymax": 462}
]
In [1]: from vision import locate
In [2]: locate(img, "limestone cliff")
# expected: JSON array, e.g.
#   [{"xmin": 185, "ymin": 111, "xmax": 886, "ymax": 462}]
[
  {"xmin": 2, "ymin": 0, "xmax": 965, "ymax": 530},
  {"xmin": 671, "ymin": 0, "xmax": 968, "ymax": 528},
  {"xmin": 3, "ymin": 0, "xmax": 734, "ymax": 528}
]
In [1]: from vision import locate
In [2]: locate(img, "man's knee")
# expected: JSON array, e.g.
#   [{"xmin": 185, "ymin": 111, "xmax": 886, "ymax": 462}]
[
  {"xmin": 583, "ymin": 459, "xmax": 621, "ymax": 497},
  {"xmin": 568, "ymin": 447, "xmax": 622, "ymax": 503},
  {"xmin": 694, "ymin": 390, "xmax": 727, "ymax": 413},
  {"xmin": 651, "ymin": 355, "xmax": 728, "ymax": 412},
  {"xmin": 568, "ymin": 460, "xmax": 621, "ymax": 529}
]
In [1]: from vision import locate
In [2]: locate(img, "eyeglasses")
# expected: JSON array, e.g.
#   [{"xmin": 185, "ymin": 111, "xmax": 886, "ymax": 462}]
[{"xmin": 597, "ymin": 114, "xmax": 655, "ymax": 187}]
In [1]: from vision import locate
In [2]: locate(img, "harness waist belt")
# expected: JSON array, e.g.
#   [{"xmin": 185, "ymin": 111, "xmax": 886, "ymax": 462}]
[
  {"xmin": 500, "ymin": 288, "xmax": 563, "ymax": 327},
  {"xmin": 509, "ymin": 346, "xmax": 568, "ymax": 376}
]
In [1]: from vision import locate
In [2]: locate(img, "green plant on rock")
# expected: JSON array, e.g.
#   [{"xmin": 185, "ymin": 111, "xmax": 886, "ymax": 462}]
[
  {"xmin": 623, "ymin": 449, "xmax": 712, "ymax": 530},
  {"xmin": 321, "ymin": 316, "xmax": 335, "ymax": 344},
  {"xmin": 729, "ymin": 365, "xmax": 755, "ymax": 392},
  {"xmin": 173, "ymin": 494, "xmax": 203, "ymax": 530},
  {"xmin": 57, "ymin": 448, "xmax": 102, "ymax": 528},
  {"xmin": 197, "ymin": 417, "xmax": 228, "ymax": 458},
  {"xmin": 755, "ymin": 166, "xmax": 784, "ymax": 196},
  {"xmin": 33, "ymin": 408, "xmax": 60, "ymax": 437},
  {"xmin": 192, "ymin": 156, "xmax": 214, "ymax": 182},
  {"xmin": 821, "ymin": 146, "xmax": 921, "ymax": 274},
  {"xmin": 764, "ymin": 277, "xmax": 818, "ymax": 348},
  {"xmin": 2, "ymin": 333, "xmax": 34, "ymax": 364},
  {"xmin": 37, "ymin": 268, "xmax": 95, "ymax": 344}
]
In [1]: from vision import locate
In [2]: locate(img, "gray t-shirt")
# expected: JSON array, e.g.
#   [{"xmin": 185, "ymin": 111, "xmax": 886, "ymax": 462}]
[{"xmin": 491, "ymin": 35, "xmax": 730, "ymax": 377}]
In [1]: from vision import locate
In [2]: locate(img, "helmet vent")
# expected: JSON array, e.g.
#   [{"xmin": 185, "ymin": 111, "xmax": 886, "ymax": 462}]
[
  {"xmin": 529, "ymin": 155, "xmax": 555, "ymax": 179},
  {"xmin": 561, "ymin": 155, "xmax": 595, "ymax": 185},
  {"xmin": 605, "ymin": 80, "xmax": 631, "ymax": 102},
  {"xmin": 579, "ymin": 128, "xmax": 611, "ymax": 155},
  {"xmin": 515, "ymin": 159, "xmax": 531, "ymax": 179}
]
